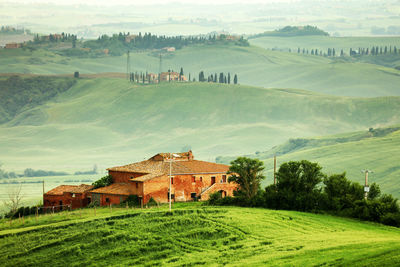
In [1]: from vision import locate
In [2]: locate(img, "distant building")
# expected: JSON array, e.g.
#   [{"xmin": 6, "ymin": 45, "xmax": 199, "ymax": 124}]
[
  {"xmin": 5, "ymin": 42, "xmax": 21, "ymax": 49},
  {"xmin": 162, "ymin": 47, "xmax": 176, "ymax": 52},
  {"xmin": 44, "ymin": 33, "xmax": 63, "ymax": 41},
  {"xmin": 160, "ymin": 71, "xmax": 187, "ymax": 82},
  {"xmin": 125, "ymin": 35, "xmax": 138, "ymax": 43},
  {"xmin": 43, "ymin": 184, "xmax": 94, "ymax": 210}
]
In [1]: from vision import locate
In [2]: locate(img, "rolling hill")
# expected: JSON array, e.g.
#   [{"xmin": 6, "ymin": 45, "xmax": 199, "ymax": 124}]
[
  {"xmin": 1, "ymin": 43, "xmax": 400, "ymax": 97},
  {"xmin": 218, "ymin": 126, "xmax": 400, "ymax": 198},
  {"xmin": 1, "ymin": 76, "xmax": 400, "ymax": 175},
  {"xmin": 1, "ymin": 204, "xmax": 400, "ymax": 266}
]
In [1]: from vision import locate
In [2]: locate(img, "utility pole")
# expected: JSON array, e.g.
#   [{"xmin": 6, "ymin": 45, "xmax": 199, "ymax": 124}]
[
  {"xmin": 169, "ymin": 153, "xmax": 172, "ymax": 212},
  {"xmin": 159, "ymin": 53, "xmax": 162, "ymax": 83},
  {"xmin": 126, "ymin": 50, "xmax": 131, "ymax": 80},
  {"xmin": 361, "ymin": 169, "xmax": 373, "ymax": 200},
  {"xmin": 166, "ymin": 153, "xmax": 181, "ymax": 212},
  {"xmin": 273, "ymin": 154, "xmax": 277, "ymax": 185}
]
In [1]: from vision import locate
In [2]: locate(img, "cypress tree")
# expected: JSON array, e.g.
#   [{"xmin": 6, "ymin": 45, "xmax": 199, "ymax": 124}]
[
  {"xmin": 228, "ymin": 73, "xmax": 231, "ymax": 84},
  {"xmin": 180, "ymin": 67, "xmax": 184, "ymax": 81},
  {"xmin": 219, "ymin": 72, "xmax": 224, "ymax": 83},
  {"xmin": 234, "ymin": 74, "xmax": 238, "ymax": 84}
]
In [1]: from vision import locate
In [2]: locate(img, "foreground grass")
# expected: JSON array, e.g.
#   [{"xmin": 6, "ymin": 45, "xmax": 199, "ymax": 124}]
[{"xmin": 0, "ymin": 204, "xmax": 399, "ymax": 266}]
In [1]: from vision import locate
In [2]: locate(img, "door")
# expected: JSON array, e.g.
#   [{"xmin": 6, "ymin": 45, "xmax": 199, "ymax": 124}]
[{"xmin": 211, "ymin": 176, "xmax": 216, "ymax": 185}]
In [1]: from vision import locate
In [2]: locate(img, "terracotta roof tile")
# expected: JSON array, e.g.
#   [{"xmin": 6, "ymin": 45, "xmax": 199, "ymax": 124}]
[
  {"xmin": 90, "ymin": 183, "xmax": 134, "ymax": 196},
  {"xmin": 45, "ymin": 184, "xmax": 93, "ymax": 195}
]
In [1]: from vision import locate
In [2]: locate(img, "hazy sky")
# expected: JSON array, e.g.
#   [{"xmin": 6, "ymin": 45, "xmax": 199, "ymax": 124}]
[{"xmin": 5, "ymin": 0, "xmax": 296, "ymax": 5}]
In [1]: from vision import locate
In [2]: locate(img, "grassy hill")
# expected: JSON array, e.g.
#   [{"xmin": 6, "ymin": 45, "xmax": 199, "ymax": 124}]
[
  {"xmin": 1, "ymin": 77, "xmax": 400, "ymax": 174},
  {"xmin": 250, "ymin": 36, "xmax": 400, "ymax": 55},
  {"xmin": 218, "ymin": 126, "xmax": 400, "ymax": 198},
  {"xmin": 1, "ymin": 43, "xmax": 400, "ymax": 97},
  {"xmin": 1, "ymin": 204, "xmax": 399, "ymax": 266}
]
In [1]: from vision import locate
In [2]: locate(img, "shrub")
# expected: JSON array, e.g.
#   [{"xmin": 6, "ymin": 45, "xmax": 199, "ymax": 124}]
[
  {"xmin": 147, "ymin": 197, "xmax": 158, "ymax": 207},
  {"xmin": 122, "ymin": 195, "xmax": 140, "ymax": 207},
  {"xmin": 207, "ymin": 192, "xmax": 222, "ymax": 205},
  {"xmin": 381, "ymin": 213, "xmax": 400, "ymax": 227}
]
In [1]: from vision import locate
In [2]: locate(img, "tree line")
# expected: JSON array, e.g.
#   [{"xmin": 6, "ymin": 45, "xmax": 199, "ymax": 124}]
[
  {"xmin": 0, "ymin": 165, "xmax": 97, "ymax": 179},
  {"xmin": 293, "ymin": 45, "xmax": 398, "ymax": 57},
  {"xmin": 209, "ymin": 157, "xmax": 400, "ymax": 227},
  {"xmin": 198, "ymin": 71, "xmax": 238, "ymax": 84},
  {"xmin": 84, "ymin": 32, "xmax": 249, "ymax": 56},
  {"xmin": 32, "ymin": 33, "xmax": 78, "ymax": 48}
]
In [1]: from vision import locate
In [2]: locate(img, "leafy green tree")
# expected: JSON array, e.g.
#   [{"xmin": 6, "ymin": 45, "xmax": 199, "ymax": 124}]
[
  {"xmin": 273, "ymin": 160, "xmax": 325, "ymax": 211},
  {"xmin": 368, "ymin": 182, "xmax": 381, "ymax": 200},
  {"xmin": 92, "ymin": 175, "xmax": 113, "ymax": 189},
  {"xmin": 322, "ymin": 172, "xmax": 363, "ymax": 211},
  {"xmin": 228, "ymin": 157, "xmax": 265, "ymax": 201}
]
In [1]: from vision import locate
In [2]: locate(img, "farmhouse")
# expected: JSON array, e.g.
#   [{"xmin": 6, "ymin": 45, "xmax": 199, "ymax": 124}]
[
  {"xmin": 160, "ymin": 71, "xmax": 187, "ymax": 82},
  {"xmin": 43, "ymin": 184, "xmax": 93, "ymax": 210},
  {"xmin": 162, "ymin": 46, "xmax": 176, "ymax": 52},
  {"xmin": 5, "ymin": 42, "xmax": 21, "ymax": 49},
  {"xmin": 90, "ymin": 151, "xmax": 237, "ymax": 206}
]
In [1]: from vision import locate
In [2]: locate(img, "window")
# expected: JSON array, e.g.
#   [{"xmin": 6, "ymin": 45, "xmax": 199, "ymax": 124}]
[
  {"xmin": 192, "ymin": 176, "xmax": 196, "ymax": 183},
  {"xmin": 171, "ymin": 177, "xmax": 174, "ymax": 184},
  {"xmin": 106, "ymin": 197, "xmax": 110, "ymax": 203},
  {"xmin": 72, "ymin": 193, "xmax": 76, "ymax": 198},
  {"xmin": 222, "ymin": 175, "xmax": 227, "ymax": 183},
  {"xmin": 200, "ymin": 177, "xmax": 203, "ymax": 182},
  {"xmin": 136, "ymin": 182, "xmax": 138, "ymax": 188},
  {"xmin": 191, "ymin": 193, "xmax": 196, "ymax": 199}
]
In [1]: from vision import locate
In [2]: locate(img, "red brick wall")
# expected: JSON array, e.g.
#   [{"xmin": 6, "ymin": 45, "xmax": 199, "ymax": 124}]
[
  {"xmin": 98, "ymin": 194, "xmax": 126, "ymax": 206},
  {"xmin": 200, "ymin": 183, "xmax": 238, "ymax": 201},
  {"xmin": 142, "ymin": 173, "xmax": 237, "ymax": 204},
  {"xmin": 109, "ymin": 171, "xmax": 145, "ymax": 183},
  {"xmin": 43, "ymin": 192, "xmax": 90, "ymax": 210}
]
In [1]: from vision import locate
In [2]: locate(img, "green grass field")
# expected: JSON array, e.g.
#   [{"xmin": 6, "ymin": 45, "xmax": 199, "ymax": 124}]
[
  {"xmin": 2, "ymin": 78, "xmax": 400, "ymax": 175},
  {"xmin": 1, "ymin": 204, "xmax": 399, "ymax": 266},
  {"xmin": 2, "ymin": 43, "xmax": 400, "ymax": 96},
  {"xmin": 219, "ymin": 126, "xmax": 400, "ymax": 198}
]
